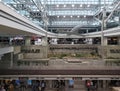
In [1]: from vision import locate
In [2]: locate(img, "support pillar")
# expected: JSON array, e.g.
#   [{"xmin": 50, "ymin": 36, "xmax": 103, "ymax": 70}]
[
  {"xmin": 10, "ymin": 52, "xmax": 13, "ymax": 67},
  {"xmin": 103, "ymin": 4, "xmax": 107, "ymax": 30},
  {"xmin": 96, "ymin": 29, "xmax": 99, "ymax": 32},
  {"xmin": 48, "ymin": 80, "xmax": 52, "ymax": 88},
  {"xmin": 119, "ymin": 16, "xmax": 120, "ymax": 26},
  {"xmin": 103, "ymin": 80, "xmax": 106, "ymax": 89},
  {"xmin": 106, "ymin": 80, "xmax": 109, "ymax": 88},
  {"xmin": 101, "ymin": 5, "xmax": 106, "ymax": 45},
  {"xmin": 65, "ymin": 80, "xmax": 69, "ymax": 90},
  {"xmin": 86, "ymin": 29, "xmax": 89, "ymax": 33},
  {"xmin": 97, "ymin": 81, "xmax": 100, "ymax": 89},
  {"xmin": 45, "ymin": 80, "xmax": 49, "ymax": 88},
  {"xmin": 118, "ymin": 37, "xmax": 120, "ymax": 45},
  {"xmin": 103, "ymin": 37, "xmax": 108, "ymax": 45},
  {"xmin": 41, "ymin": 36, "xmax": 48, "ymax": 58},
  {"xmin": 25, "ymin": 36, "xmax": 31, "ymax": 46}
]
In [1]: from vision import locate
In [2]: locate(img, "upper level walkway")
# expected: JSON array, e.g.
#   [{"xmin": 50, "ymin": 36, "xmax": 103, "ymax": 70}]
[
  {"xmin": 0, "ymin": 2, "xmax": 57, "ymax": 37},
  {"xmin": 83, "ymin": 26, "xmax": 120, "ymax": 38},
  {"xmin": 0, "ymin": 2, "xmax": 120, "ymax": 38}
]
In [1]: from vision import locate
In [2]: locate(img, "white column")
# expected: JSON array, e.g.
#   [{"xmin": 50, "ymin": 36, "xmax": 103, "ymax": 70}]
[
  {"xmin": 103, "ymin": 3, "xmax": 107, "ymax": 30},
  {"xmin": 25, "ymin": 36, "xmax": 31, "ymax": 45},
  {"xmin": 103, "ymin": 37, "xmax": 108, "ymax": 45},
  {"xmin": 41, "ymin": 36, "xmax": 48, "ymax": 58},
  {"xmin": 101, "ymin": 5, "xmax": 106, "ymax": 46},
  {"xmin": 119, "ymin": 17, "xmax": 120, "ymax": 26}
]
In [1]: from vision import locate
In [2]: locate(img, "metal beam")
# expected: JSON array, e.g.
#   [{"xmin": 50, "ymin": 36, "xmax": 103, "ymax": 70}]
[
  {"xmin": 105, "ymin": 1, "xmax": 120, "ymax": 22},
  {"xmin": 94, "ymin": 17, "xmax": 102, "ymax": 24}
]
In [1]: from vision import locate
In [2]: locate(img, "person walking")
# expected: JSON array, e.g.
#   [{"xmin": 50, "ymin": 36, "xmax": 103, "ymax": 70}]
[
  {"xmin": 8, "ymin": 83, "xmax": 14, "ymax": 91},
  {"xmin": 86, "ymin": 81, "xmax": 91, "ymax": 91},
  {"xmin": 0, "ymin": 86, "xmax": 6, "ymax": 91}
]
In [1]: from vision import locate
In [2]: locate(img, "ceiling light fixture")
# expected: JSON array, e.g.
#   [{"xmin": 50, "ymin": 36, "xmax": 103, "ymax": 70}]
[
  {"xmin": 80, "ymin": 4, "xmax": 82, "ymax": 7},
  {"xmin": 71, "ymin": 16, "xmax": 73, "ymax": 18},
  {"xmin": 87, "ymin": 4, "xmax": 90, "ymax": 7},
  {"xmin": 63, "ymin": 16, "xmax": 66, "ymax": 18},
  {"xmin": 72, "ymin": 4, "xmax": 75, "ymax": 7},
  {"xmin": 56, "ymin": 5, "xmax": 59, "ymax": 7},
  {"xmin": 57, "ymin": 16, "xmax": 59, "ymax": 18},
  {"xmin": 84, "ymin": 15, "xmax": 86, "ymax": 18},
  {"xmin": 64, "ymin": 5, "xmax": 66, "ymax": 7},
  {"xmin": 77, "ymin": 16, "xmax": 80, "ymax": 18}
]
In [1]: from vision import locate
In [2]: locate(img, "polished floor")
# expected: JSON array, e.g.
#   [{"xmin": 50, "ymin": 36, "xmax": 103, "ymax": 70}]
[{"xmin": 14, "ymin": 87, "xmax": 112, "ymax": 91}]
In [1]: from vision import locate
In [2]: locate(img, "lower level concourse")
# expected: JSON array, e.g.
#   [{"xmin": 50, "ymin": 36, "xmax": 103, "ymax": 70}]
[{"xmin": 0, "ymin": 79, "xmax": 120, "ymax": 91}]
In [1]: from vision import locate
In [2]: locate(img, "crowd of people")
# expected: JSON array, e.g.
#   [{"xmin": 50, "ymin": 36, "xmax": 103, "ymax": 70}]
[
  {"xmin": 0, "ymin": 80, "xmax": 14, "ymax": 91},
  {"xmin": 0, "ymin": 80, "xmax": 46, "ymax": 91},
  {"xmin": 0, "ymin": 79, "xmax": 120, "ymax": 91}
]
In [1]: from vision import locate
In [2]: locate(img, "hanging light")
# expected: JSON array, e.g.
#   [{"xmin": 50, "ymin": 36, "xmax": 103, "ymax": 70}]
[
  {"xmin": 63, "ymin": 16, "xmax": 66, "ymax": 18},
  {"xmin": 72, "ymin": 4, "xmax": 75, "ymax": 7},
  {"xmin": 63, "ymin": 4, "xmax": 66, "ymax": 7},
  {"xmin": 56, "ymin": 4, "xmax": 59, "ymax": 7},
  {"xmin": 87, "ymin": 4, "xmax": 90, "ymax": 7},
  {"xmin": 80, "ymin": 4, "xmax": 82, "ymax": 7}
]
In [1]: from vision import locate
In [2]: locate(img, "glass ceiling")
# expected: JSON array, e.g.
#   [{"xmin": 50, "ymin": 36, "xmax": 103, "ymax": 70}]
[
  {"xmin": 42, "ymin": 0, "xmax": 114, "ymax": 4},
  {"xmin": 1, "ymin": 0, "xmax": 120, "ymax": 33}
]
